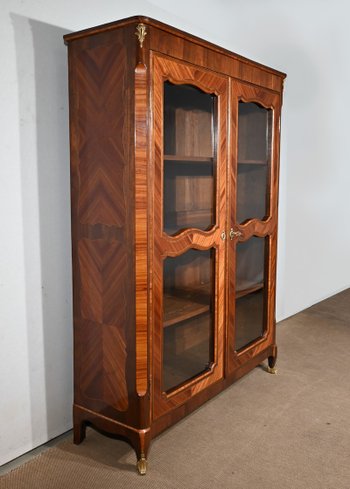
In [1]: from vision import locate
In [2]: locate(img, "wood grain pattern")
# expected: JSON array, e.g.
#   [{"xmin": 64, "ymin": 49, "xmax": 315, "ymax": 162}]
[
  {"xmin": 163, "ymin": 294, "xmax": 210, "ymax": 327},
  {"xmin": 151, "ymin": 52, "xmax": 228, "ymax": 419},
  {"xmin": 65, "ymin": 16, "xmax": 285, "ymax": 468},
  {"xmin": 227, "ymin": 80, "xmax": 281, "ymax": 374},
  {"xmin": 74, "ymin": 41, "xmax": 128, "ymax": 227},
  {"xmin": 77, "ymin": 238, "xmax": 129, "ymax": 410},
  {"xmin": 164, "ymin": 155, "xmax": 213, "ymax": 162},
  {"xmin": 150, "ymin": 28, "xmax": 281, "ymax": 92},
  {"xmin": 76, "ymin": 319, "xmax": 128, "ymax": 411},
  {"xmin": 73, "ymin": 404, "xmax": 151, "ymax": 459},
  {"xmin": 151, "ymin": 343, "xmax": 276, "ymax": 439},
  {"xmin": 78, "ymin": 239, "xmax": 127, "ymax": 325},
  {"xmin": 64, "ymin": 16, "xmax": 286, "ymax": 88},
  {"xmin": 135, "ymin": 31, "xmax": 149, "ymax": 398},
  {"xmin": 67, "ymin": 27, "xmax": 139, "ymax": 426}
]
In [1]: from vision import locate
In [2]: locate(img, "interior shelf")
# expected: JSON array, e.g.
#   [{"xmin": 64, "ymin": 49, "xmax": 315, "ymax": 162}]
[
  {"xmin": 163, "ymin": 293, "xmax": 210, "ymax": 328},
  {"xmin": 164, "ymin": 209, "xmax": 213, "ymax": 234},
  {"xmin": 164, "ymin": 281, "xmax": 264, "ymax": 327},
  {"xmin": 238, "ymin": 159, "xmax": 267, "ymax": 165},
  {"xmin": 164, "ymin": 154, "xmax": 213, "ymax": 163},
  {"xmin": 236, "ymin": 282, "xmax": 264, "ymax": 299}
]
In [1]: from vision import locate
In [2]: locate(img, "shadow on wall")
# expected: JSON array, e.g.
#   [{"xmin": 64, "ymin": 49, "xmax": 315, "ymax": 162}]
[{"xmin": 11, "ymin": 14, "xmax": 73, "ymax": 446}]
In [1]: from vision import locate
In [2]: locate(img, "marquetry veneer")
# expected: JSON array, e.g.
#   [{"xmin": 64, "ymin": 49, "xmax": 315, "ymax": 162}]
[{"xmin": 64, "ymin": 16, "xmax": 286, "ymax": 475}]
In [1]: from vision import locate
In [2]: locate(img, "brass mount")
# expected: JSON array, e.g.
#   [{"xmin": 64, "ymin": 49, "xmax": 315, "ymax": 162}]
[
  {"xmin": 137, "ymin": 454, "xmax": 147, "ymax": 475},
  {"xmin": 135, "ymin": 23, "xmax": 147, "ymax": 48},
  {"xmin": 267, "ymin": 365, "xmax": 278, "ymax": 375}
]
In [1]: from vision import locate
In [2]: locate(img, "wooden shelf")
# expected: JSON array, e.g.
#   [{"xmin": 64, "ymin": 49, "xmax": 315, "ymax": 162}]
[
  {"xmin": 236, "ymin": 282, "xmax": 264, "ymax": 299},
  {"xmin": 238, "ymin": 159, "xmax": 267, "ymax": 165},
  {"xmin": 164, "ymin": 209, "xmax": 213, "ymax": 234},
  {"xmin": 164, "ymin": 282, "xmax": 263, "ymax": 326},
  {"xmin": 164, "ymin": 154, "xmax": 213, "ymax": 163},
  {"xmin": 163, "ymin": 292, "xmax": 210, "ymax": 328}
]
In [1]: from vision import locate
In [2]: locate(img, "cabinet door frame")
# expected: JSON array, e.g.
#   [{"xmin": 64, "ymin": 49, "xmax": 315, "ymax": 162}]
[
  {"xmin": 227, "ymin": 80, "xmax": 282, "ymax": 375},
  {"xmin": 150, "ymin": 52, "xmax": 228, "ymax": 420}
]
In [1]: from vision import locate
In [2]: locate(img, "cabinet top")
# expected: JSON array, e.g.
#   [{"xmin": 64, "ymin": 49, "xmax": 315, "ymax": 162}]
[{"xmin": 63, "ymin": 15, "xmax": 286, "ymax": 79}]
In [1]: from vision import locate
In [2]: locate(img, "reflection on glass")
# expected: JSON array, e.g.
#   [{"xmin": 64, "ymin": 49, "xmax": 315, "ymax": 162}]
[
  {"xmin": 162, "ymin": 249, "xmax": 215, "ymax": 392},
  {"xmin": 235, "ymin": 237, "xmax": 267, "ymax": 350},
  {"xmin": 163, "ymin": 81, "xmax": 217, "ymax": 235},
  {"xmin": 237, "ymin": 102, "xmax": 272, "ymax": 223}
]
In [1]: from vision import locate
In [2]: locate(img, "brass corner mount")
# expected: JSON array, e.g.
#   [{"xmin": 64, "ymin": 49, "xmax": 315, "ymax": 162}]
[{"xmin": 135, "ymin": 23, "xmax": 147, "ymax": 48}]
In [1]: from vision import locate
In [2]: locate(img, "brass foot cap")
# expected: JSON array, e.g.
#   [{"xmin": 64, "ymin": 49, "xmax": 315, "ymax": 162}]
[
  {"xmin": 267, "ymin": 366, "xmax": 277, "ymax": 375},
  {"xmin": 137, "ymin": 457, "xmax": 147, "ymax": 475}
]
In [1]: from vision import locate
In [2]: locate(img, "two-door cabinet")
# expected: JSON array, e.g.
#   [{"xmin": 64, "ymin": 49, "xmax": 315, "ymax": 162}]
[{"xmin": 64, "ymin": 16, "xmax": 286, "ymax": 475}]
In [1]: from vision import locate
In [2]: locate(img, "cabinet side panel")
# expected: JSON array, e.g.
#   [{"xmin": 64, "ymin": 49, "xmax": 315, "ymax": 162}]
[{"xmin": 67, "ymin": 27, "xmax": 138, "ymax": 423}]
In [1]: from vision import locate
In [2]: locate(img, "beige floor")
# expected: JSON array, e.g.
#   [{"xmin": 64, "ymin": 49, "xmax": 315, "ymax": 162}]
[{"xmin": 1, "ymin": 288, "xmax": 350, "ymax": 488}]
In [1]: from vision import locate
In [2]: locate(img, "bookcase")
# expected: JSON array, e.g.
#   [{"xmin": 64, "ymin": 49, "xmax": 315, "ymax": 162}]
[{"xmin": 64, "ymin": 16, "xmax": 285, "ymax": 474}]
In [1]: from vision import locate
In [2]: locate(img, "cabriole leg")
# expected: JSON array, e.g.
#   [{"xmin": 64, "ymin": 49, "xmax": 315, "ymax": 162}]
[
  {"xmin": 132, "ymin": 429, "xmax": 151, "ymax": 475},
  {"xmin": 73, "ymin": 404, "xmax": 87, "ymax": 444},
  {"xmin": 267, "ymin": 346, "xmax": 278, "ymax": 374},
  {"xmin": 73, "ymin": 419, "xmax": 86, "ymax": 445}
]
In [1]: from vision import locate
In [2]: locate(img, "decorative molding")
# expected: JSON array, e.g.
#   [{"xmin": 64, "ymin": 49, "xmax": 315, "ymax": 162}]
[{"xmin": 135, "ymin": 56, "xmax": 148, "ymax": 396}]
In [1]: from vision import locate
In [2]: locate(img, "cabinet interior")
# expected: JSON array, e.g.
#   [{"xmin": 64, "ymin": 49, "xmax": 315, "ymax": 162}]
[
  {"xmin": 163, "ymin": 81, "xmax": 217, "ymax": 235},
  {"xmin": 162, "ymin": 249, "xmax": 215, "ymax": 392},
  {"xmin": 237, "ymin": 102, "xmax": 272, "ymax": 224},
  {"xmin": 162, "ymin": 95, "xmax": 272, "ymax": 376}
]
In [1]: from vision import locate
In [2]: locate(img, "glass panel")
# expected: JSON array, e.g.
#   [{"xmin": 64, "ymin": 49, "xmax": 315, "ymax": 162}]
[
  {"xmin": 235, "ymin": 237, "xmax": 267, "ymax": 350},
  {"xmin": 237, "ymin": 102, "xmax": 272, "ymax": 223},
  {"xmin": 162, "ymin": 249, "xmax": 215, "ymax": 392},
  {"xmin": 163, "ymin": 81, "xmax": 217, "ymax": 235}
]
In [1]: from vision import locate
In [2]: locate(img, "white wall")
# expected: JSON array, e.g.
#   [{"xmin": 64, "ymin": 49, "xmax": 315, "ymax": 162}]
[{"xmin": 1, "ymin": 0, "xmax": 349, "ymax": 465}]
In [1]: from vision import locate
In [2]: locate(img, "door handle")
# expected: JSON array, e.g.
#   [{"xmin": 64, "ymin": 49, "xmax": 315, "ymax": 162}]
[{"xmin": 229, "ymin": 228, "xmax": 242, "ymax": 240}]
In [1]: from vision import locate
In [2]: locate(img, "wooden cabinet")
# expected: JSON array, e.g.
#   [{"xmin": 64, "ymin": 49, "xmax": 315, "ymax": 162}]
[{"xmin": 64, "ymin": 16, "xmax": 286, "ymax": 475}]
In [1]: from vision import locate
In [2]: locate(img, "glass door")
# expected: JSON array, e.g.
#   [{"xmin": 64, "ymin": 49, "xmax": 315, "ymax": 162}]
[
  {"xmin": 227, "ymin": 81, "xmax": 281, "ymax": 373},
  {"xmin": 152, "ymin": 53, "xmax": 228, "ymax": 419},
  {"xmin": 163, "ymin": 81, "xmax": 216, "ymax": 236},
  {"xmin": 162, "ymin": 249, "xmax": 215, "ymax": 392}
]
